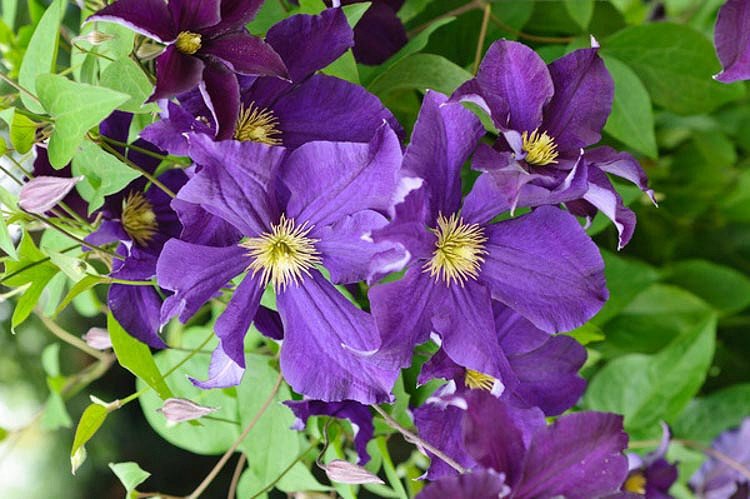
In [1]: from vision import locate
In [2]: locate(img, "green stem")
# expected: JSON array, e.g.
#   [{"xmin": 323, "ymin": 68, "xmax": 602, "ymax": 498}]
[
  {"xmin": 38, "ymin": 314, "xmax": 107, "ymax": 360},
  {"xmin": 0, "ymin": 72, "xmax": 41, "ymax": 105},
  {"xmin": 24, "ymin": 211, "xmax": 123, "ymax": 259},
  {"xmin": 250, "ymin": 442, "xmax": 318, "ymax": 498},
  {"xmin": 106, "ymin": 277, "xmax": 157, "ymax": 287},
  {"xmin": 473, "ymin": 2, "xmax": 492, "ymax": 74},
  {"xmin": 97, "ymin": 140, "xmax": 176, "ymax": 198},
  {"xmin": 0, "ymin": 244, "xmax": 78, "ymax": 285},
  {"xmin": 377, "ymin": 437, "xmax": 408, "ymax": 499},
  {"xmin": 98, "ymin": 134, "xmax": 170, "ymax": 162}
]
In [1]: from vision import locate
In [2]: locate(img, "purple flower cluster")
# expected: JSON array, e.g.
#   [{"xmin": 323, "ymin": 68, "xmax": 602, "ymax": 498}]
[{"xmin": 87, "ymin": 1, "xmax": 658, "ymax": 494}]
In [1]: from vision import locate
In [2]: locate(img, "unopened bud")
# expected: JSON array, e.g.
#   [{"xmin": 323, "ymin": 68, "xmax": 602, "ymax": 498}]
[
  {"xmin": 19, "ymin": 176, "xmax": 83, "ymax": 214},
  {"xmin": 82, "ymin": 327, "xmax": 112, "ymax": 350},
  {"xmin": 74, "ymin": 30, "xmax": 114, "ymax": 46},
  {"xmin": 322, "ymin": 460, "xmax": 384, "ymax": 485},
  {"xmin": 157, "ymin": 398, "xmax": 217, "ymax": 425}
]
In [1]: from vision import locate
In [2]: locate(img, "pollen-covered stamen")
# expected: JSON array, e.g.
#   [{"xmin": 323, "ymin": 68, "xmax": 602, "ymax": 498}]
[
  {"xmin": 121, "ymin": 191, "xmax": 158, "ymax": 246},
  {"xmin": 240, "ymin": 215, "xmax": 321, "ymax": 291},
  {"xmin": 175, "ymin": 31, "xmax": 202, "ymax": 55},
  {"xmin": 623, "ymin": 472, "xmax": 647, "ymax": 494},
  {"xmin": 234, "ymin": 103, "xmax": 282, "ymax": 145},
  {"xmin": 464, "ymin": 369, "xmax": 496, "ymax": 391},
  {"xmin": 521, "ymin": 128, "xmax": 559, "ymax": 166},
  {"xmin": 424, "ymin": 213, "xmax": 487, "ymax": 287}
]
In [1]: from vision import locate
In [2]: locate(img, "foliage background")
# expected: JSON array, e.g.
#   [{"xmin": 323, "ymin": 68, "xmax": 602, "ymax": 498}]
[{"xmin": 1, "ymin": 0, "xmax": 749, "ymax": 497}]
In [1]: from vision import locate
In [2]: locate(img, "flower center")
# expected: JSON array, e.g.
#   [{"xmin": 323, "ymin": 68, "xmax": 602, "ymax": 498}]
[
  {"xmin": 521, "ymin": 128, "xmax": 559, "ymax": 166},
  {"xmin": 234, "ymin": 103, "xmax": 282, "ymax": 145},
  {"xmin": 240, "ymin": 215, "xmax": 321, "ymax": 291},
  {"xmin": 464, "ymin": 369, "xmax": 496, "ymax": 391},
  {"xmin": 175, "ymin": 31, "xmax": 202, "ymax": 55},
  {"xmin": 424, "ymin": 213, "xmax": 487, "ymax": 287},
  {"xmin": 121, "ymin": 191, "xmax": 158, "ymax": 246},
  {"xmin": 623, "ymin": 472, "xmax": 647, "ymax": 494}
]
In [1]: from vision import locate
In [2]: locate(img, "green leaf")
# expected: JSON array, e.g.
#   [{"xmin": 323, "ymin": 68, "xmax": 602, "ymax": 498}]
[
  {"xmin": 36, "ymin": 74, "xmax": 129, "ymax": 168},
  {"xmin": 17, "ymin": 0, "xmax": 65, "ymax": 114},
  {"xmin": 100, "ymin": 58, "xmax": 157, "ymax": 113},
  {"xmin": 71, "ymin": 141, "xmax": 140, "ymax": 213},
  {"xmin": 41, "ymin": 342, "xmax": 61, "ymax": 376},
  {"xmin": 592, "ymin": 250, "xmax": 660, "ymax": 325},
  {"xmin": 368, "ymin": 53, "xmax": 472, "ymax": 98},
  {"xmin": 108, "ymin": 313, "xmax": 173, "ymax": 400},
  {"xmin": 322, "ymin": 50, "xmax": 360, "ymax": 84},
  {"xmin": 398, "ymin": 0, "xmax": 434, "ymax": 23},
  {"xmin": 584, "ymin": 314, "xmax": 717, "ymax": 434},
  {"xmin": 41, "ymin": 391, "xmax": 72, "ymax": 430},
  {"xmin": 673, "ymin": 384, "xmax": 750, "ymax": 443},
  {"xmin": 0, "ymin": 213, "xmax": 18, "ymax": 260},
  {"xmin": 10, "ymin": 111, "xmax": 37, "ymax": 154},
  {"xmin": 342, "ymin": 2, "xmax": 371, "ymax": 27},
  {"xmin": 603, "ymin": 23, "xmax": 744, "ymax": 115},
  {"xmin": 602, "ymin": 55, "xmax": 657, "ymax": 158},
  {"xmin": 70, "ymin": 403, "xmax": 108, "ymax": 474},
  {"xmin": 663, "ymin": 260, "xmax": 750, "ymax": 316},
  {"xmin": 137, "ymin": 328, "xmax": 240, "ymax": 455},
  {"xmin": 564, "ymin": 0, "xmax": 594, "ymax": 30},
  {"xmin": 109, "ymin": 462, "xmax": 151, "ymax": 498},
  {"xmin": 54, "ymin": 274, "xmax": 104, "ymax": 316}
]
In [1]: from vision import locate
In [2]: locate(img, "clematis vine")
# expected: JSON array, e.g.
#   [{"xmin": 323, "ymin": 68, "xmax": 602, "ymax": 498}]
[
  {"xmin": 369, "ymin": 90, "xmax": 607, "ymax": 395},
  {"xmin": 451, "ymin": 40, "xmax": 655, "ymax": 249},
  {"xmin": 89, "ymin": 0, "xmax": 288, "ymax": 139},
  {"xmin": 156, "ymin": 126, "xmax": 405, "ymax": 403}
]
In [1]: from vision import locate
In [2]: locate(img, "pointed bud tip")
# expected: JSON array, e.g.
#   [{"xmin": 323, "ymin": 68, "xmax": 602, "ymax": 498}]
[
  {"xmin": 82, "ymin": 327, "xmax": 112, "ymax": 350},
  {"xmin": 323, "ymin": 460, "xmax": 384, "ymax": 485},
  {"xmin": 19, "ymin": 176, "xmax": 84, "ymax": 214},
  {"xmin": 157, "ymin": 398, "xmax": 217, "ymax": 424}
]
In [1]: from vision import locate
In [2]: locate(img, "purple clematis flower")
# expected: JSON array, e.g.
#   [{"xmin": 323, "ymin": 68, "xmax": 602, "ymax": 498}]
[
  {"xmin": 416, "ymin": 391, "xmax": 630, "ymax": 498},
  {"xmin": 142, "ymin": 8, "xmax": 401, "ymax": 149},
  {"xmin": 89, "ymin": 0, "xmax": 288, "ymax": 139},
  {"xmin": 714, "ymin": 0, "xmax": 750, "ymax": 83},
  {"xmin": 369, "ymin": 90, "xmax": 607, "ymax": 394},
  {"xmin": 690, "ymin": 418, "xmax": 750, "ymax": 498},
  {"xmin": 623, "ymin": 423, "xmax": 678, "ymax": 498},
  {"xmin": 156, "ymin": 126, "xmax": 404, "ymax": 403},
  {"xmin": 451, "ymin": 40, "xmax": 655, "ymax": 249},
  {"xmin": 285, "ymin": 399, "xmax": 374, "ymax": 464},
  {"xmin": 336, "ymin": 0, "xmax": 407, "ymax": 65}
]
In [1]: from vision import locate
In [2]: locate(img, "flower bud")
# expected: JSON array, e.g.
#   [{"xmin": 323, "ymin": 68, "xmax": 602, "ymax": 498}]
[
  {"xmin": 322, "ymin": 460, "xmax": 384, "ymax": 485},
  {"xmin": 82, "ymin": 327, "xmax": 112, "ymax": 350},
  {"xmin": 19, "ymin": 175, "xmax": 83, "ymax": 214},
  {"xmin": 157, "ymin": 398, "xmax": 217, "ymax": 425},
  {"xmin": 74, "ymin": 30, "xmax": 114, "ymax": 46}
]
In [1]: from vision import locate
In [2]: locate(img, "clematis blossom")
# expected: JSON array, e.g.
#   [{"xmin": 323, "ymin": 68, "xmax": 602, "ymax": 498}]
[
  {"xmin": 690, "ymin": 418, "xmax": 750, "ymax": 498},
  {"xmin": 623, "ymin": 423, "xmax": 678, "ymax": 498},
  {"xmin": 89, "ymin": 0, "xmax": 288, "ymax": 139},
  {"xmin": 415, "ymin": 391, "xmax": 630, "ymax": 499},
  {"xmin": 714, "ymin": 0, "xmax": 750, "ymax": 83},
  {"xmin": 369, "ymin": 90, "xmax": 607, "ymax": 396},
  {"xmin": 156, "ymin": 126, "xmax": 405, "ymax": 403},
  {"xmin": 451, "ymin": 40, "xmax": 655, "ymax": 249}
]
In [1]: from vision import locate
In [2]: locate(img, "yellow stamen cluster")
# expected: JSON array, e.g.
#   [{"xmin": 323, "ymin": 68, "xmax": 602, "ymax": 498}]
[
  {"xmin": 234, "ymin": 103, "xmax": 282, "ymax": 145},
  {"xmin": 121, "ymin": 191, "xmax": 158, "ymax": 246},
  {"xmin": 623, "ymin": 473, "xmax": 647, "ymax": 494},
  {"xmin": 175, "ymin": 31, "xmax": 202, "ymax": 55},
  {"xmin": 521, "ymin": 128, "xmax": 559, "ymax": 166},
  {"xmin": 240, "ymin": 215, "xmax": 321, "ymax": 291},
  {"xmin": 464, "ymin": 369, "xmax": 496, "ymax": 391},
  {"xmin": 425, "ymin": 213, "xmax": 487, "ymax": 287}
]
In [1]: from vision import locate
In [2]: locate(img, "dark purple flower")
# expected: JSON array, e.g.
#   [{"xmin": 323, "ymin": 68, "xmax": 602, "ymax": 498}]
[
  {"xmin": 690, "ymin": 418, "xmax": 750, "ymax": 498},
  {"xmin": 285, "ymin": 399, "xmax": 374, "ymax": 464},
  {"xmin": 714, "ymin": 0, "xmax": 750, "ymax": 83},
  {"xmin": 624, "ymin": 423, "xmax": 678, "ymax": 498},
  {"xmin": 416, "ymin": 392, "xmax": 630, "ymax": 498},
  {"xmin": 452, "ymin": 40, "xmax": 655, "ymax": 249},
  {"xmin": 89, "ymin": 0, "xmax": 288, "ymax": 139},
  {"xmin": 340, "ymin": 0, "xmax": 407, "ymax": 65},
  {"xmin": 142, "ymin": 9, "xmax": 401, "ymax": 149},
  {"xmin": 156, "ymin": 126, "xmax": 404, "ymax": 403},
  {"xmin": 369, "ymin": 90, "xmax": 607, "ymax": 396}
]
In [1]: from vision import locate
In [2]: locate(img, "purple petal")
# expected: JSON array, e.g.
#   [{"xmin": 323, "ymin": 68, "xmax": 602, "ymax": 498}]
[
  {"xmin": 190, "ymin": 344, "xmax": 245, "ymax": 389},
  {"xmin": 141, "ymin": 102, "xmax": 214, "ymax": 156},
  {"xmin": 351, "ymin": 1, "xmax": 407, "ymax": 66},
  {"xmin": 157, "ymin": 240, "xmax": 248, "ymax": 323},
  {"xmin": 171, "ymin": 199, "xmax": 243, "ymax": 247},
  {"xmin": 514, "ymin": 412, "xmax": 629, "ymax": 498},
  {"xmin": 284, "ymin": 400, "xmax": 374, "ymax": 464},
  {"xmin": 151, "ymin": 46, "xmax": 205, "ymax": 101},
  {"xmin": 417, "ymin": 470, "xmax": 510, "ymax": 499},
  {"xmin": 214, "ymin": 273, "xmax": 263, "ymax": 368},
  {"xmin": 479, "ymin": 206, "xmax": 608, "ymax": 333},
  {"xmin": 108, "ymin": 284, "xmax": 166, "ymax": 349},
  {"xmin": 266, "ymin": 9, "xmax": 353, "ymax": 82},
  {"xmin": 85, "ymin": 220, "xmax": 128, "ymax": 250},
  {"xmin": 168, "ymin": 0, "xmax": 221, "ymax": 31},
  {"xmin": 582, "ymin": 167, "xmax": 637, "ymax": 250},
  {"xmin": 414, "ymin": 400, "xmax": 476, "ymax": 480},
  {"xmin": 690, "ymin": 418, "xmax": 750, "ymax": 496},
  {"xmin": 278, "ymin": 271, "xmax": 397, "ymax": 403},
  {"xmin": 254, "ymin": 306, "xmax": 283, "ymax": 340},
  {"xmin": 586, "ymin": 146, "xmax": 656, "ymax": 204},
  {"xmin": 210, "ymin": 0, "xmax": 265, "ymax": 35},
  {"xmin": 87, "ymin": 0, "xmax": 176, "ymax": 43},
  {"xmin": 271, "ymin": 74, "xmax": 404, "ymax": 149},
  {"xmin": 182, "ymin": 133, "xmax": 284, "ymax": 236},
  {"xmin": 199, "ymin": 62, "xmax": 240, "ymax": 140},
  {"xmin": 283, "ymin": 124, "xmax": 402, "ymax": 228},
  {"xmin": 714, "ymin": 0, "xmax": 750, "ymax": 83},
  {"xmin": 371, "ymin": 184, "xmax": 434, "ymax": 262},
  {"xmin": 201, "ymin": 32, "xmax": 288, "ymax": 78},
  {"xmin": 453, "ymin": 40, "xmax": 553, "ymax": 133},
  {"xmin": 542, "ymin": 48, "xmax": 613, "ymax": 151},
  {"xmin": 19, "ymin": 175, "xmax": 84, "ymax": 214},
  {"xmin": 404, "ymin": 91, "xmax": 483, "ymax": 218},
  {"xmin": 418, "ymin": 349, "xmax": 465, "ymax": 386}
]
